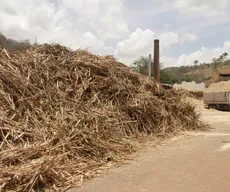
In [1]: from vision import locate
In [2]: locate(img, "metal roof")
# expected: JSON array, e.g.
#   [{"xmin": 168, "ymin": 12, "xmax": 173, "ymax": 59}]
[{"xmin": 219, "ymin": 73, "xmax": 230, "ymax": 76}]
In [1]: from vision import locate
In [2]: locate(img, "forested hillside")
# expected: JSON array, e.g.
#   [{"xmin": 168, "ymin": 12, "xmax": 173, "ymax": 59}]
[{"xmin": 0, "ymin": 33, "xmax": 31, "ymax": 51}]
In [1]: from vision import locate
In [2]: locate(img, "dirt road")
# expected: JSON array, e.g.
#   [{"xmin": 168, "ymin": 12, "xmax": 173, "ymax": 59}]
[{"xmin": 71, "ymin": 106, "xmax": 230, "ymax": 192}]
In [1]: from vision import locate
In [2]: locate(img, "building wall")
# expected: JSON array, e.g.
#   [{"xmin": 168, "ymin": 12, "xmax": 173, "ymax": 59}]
[
  {"xmin": 220, "ymin": 76, "xmax": 230, "ymax": 81},
  {"xmin": 173, "ymin": 81, "xmax": 205, "ymax": 91}
]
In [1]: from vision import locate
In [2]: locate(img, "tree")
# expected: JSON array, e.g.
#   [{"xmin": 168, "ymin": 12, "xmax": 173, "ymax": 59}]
[
  {"xmin": 212, "ymin": 58, "xmax": 220, "ymax": 72},
  {"xmin": 132, "ymin": 56, "xmax": 172, "ymax": 84},
  {"xmin": 223, "ymin": 52, "xmax": 228, "ymax": 58},
  {"xmin": 219, "ymin": 55, "xmax": 224, "ymax": 61},
  {"xmin": 211, "ymin": 53, "xmax": 229, "ymax": 72},
  {"xmin": 132, "ymin": 56, "xmax": 149, "ymax": 75},
  {"xmin": 194, "ymin": 60, "xmax": 199, "ymax": 65},
  {"xmin": 160, "ymin": 69, "xmax": 171, "ymax": 84}
]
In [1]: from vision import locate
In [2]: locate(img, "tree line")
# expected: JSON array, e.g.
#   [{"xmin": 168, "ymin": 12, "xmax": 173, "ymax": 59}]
[
  {"xmin": 132, "ymin": 52, "xmax": 229, "ymax": 84},
  {"xmin": 0, "ymin": 33, "xmax": 31, "ymax": 51}
]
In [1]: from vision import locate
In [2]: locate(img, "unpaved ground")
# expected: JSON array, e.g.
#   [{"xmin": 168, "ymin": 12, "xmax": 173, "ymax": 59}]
[{"xmin": 71, "ymin": 102, "xmax": 230, "ymax": 192}]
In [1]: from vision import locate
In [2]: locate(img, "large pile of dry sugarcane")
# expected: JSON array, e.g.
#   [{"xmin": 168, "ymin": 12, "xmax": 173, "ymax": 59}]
[
  {"xmin": 0, "ymin": 44, "xmax": 206, "ymax": 191},
  {"xmin": 204, "ymin": 81, "xmax": 230, "ymax": 93}
]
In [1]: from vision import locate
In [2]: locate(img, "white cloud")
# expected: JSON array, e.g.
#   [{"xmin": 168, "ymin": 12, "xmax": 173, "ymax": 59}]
[
  {"xmin": 78, "ymin": 32, "xmax": 113, "ymax": 55},
  {"xmin": 114, "ymin": 29, "xmax": 179, "ymax": 65},
  {"xmin": 174, "ymin": 0, "xmax": 228, "ymax": 16},
  {"xmin": 159, "ymin": 32, "xmax": 179, "ymax": 49},
  {"xmin": 161, "ymin": 41, "xmax": 230, "ymax": 67},
  {"xmin": 0, "ymin": 0, "xmax": 229, "ymax": 69},
  {"xmin": 0, "ymin": 0, "xmax": 127, "ymax": 55},
  {"xmin": 151, "ymin": 0, "xmax": 228, "ymax": 18},
  {"xmin": 114, "ymin": 29, "xmax": 155, "ymax": 64},
  {"xmin": 180, "ymin": 33, "xmax": 198, "ymax": 43},
  {"xmin": 62, "ymin": 0, "xmax": 129, "ymax": 41}
]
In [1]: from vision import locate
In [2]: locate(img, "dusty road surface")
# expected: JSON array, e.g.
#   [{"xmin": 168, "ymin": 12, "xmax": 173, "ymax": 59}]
[{"xmin": 71, "ymin": 104, "xmax": 230, "ymax": 192}]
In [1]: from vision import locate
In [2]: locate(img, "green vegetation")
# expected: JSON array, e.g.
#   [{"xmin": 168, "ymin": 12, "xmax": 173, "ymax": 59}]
[
  {"xmin": 212, "ymin": 52, "xmax": 229, "ymax": 72},
  {"xmin": 132, "ymin": 56, "xmax": 149, "ymax": 74},
  {"xmin": 132, "ymin": 53, "xmax": 230, "ymax": 84},
  {"xmin": 132, "ymin": 56, "xmax": 171, "ymax": 84},
  {"xmin": 0, "ymin": 33, "xmax": 31, "ymax": 51}
]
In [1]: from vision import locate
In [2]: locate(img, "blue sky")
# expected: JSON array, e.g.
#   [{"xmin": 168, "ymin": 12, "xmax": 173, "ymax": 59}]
[{"xmin": 0, "ymin": 0, "xmax": 230, "ymax": 67}]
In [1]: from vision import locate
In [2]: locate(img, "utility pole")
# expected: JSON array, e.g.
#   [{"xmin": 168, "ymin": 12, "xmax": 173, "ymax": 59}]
[
  {"xmin": 34, "ymin": 36, "xmax": 37, "ymax": 45},
  {"xmin": 148, "ymin": 54, "xmax": 152, "ymax": 78}
]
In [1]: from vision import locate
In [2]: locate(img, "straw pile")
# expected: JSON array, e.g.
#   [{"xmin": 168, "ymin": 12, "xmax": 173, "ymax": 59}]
[
  {"xmin": 0, "ymin": 44, "xmax": 206, "ymax": 191},
  {"xmin": 204, "ymin": 81, "xmax": 230, "ymax": 93},
  {"xmin": 189, "ymin": 91, "xmax": 203, "ymax": 99}
]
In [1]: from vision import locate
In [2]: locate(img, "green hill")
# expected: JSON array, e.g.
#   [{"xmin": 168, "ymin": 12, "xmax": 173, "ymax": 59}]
[
  {"xmin": 132, "ymin": 53, "xmax": 230, "ymax": 85},
  {"xmin": 163, "ymin": 59, "xmax": 230, "ymax": 84}
]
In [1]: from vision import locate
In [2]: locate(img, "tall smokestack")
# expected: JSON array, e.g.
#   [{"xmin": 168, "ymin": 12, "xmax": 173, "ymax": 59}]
[{"xmin": 154, "ymin": 39, "xmax": 160, "ymax": 82}]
